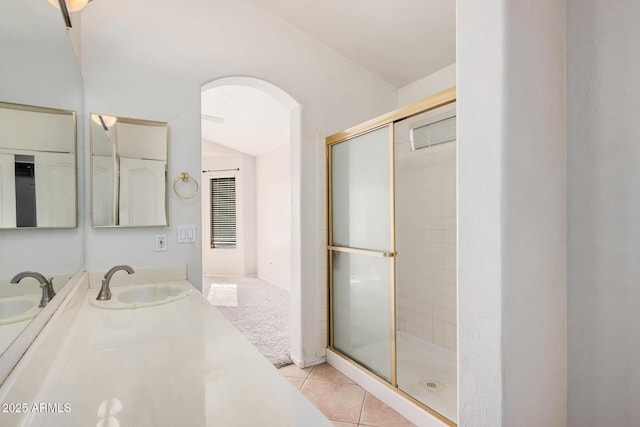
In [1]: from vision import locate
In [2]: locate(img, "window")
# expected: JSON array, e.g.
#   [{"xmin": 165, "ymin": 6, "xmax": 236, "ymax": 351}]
[{"xmin": 210, "ymin": 177, "xmax": 236, "ymax": 248}]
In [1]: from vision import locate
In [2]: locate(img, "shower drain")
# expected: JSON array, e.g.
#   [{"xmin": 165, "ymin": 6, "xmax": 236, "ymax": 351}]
[{"xmin": 420, "ymin": 380, "xmax": 444, "ymax": 393}]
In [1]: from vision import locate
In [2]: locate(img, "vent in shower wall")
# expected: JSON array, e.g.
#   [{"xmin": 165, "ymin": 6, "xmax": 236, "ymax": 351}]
[{"xmin": 410, "ymin": 115, "xmax": 456, "ymax": 151}]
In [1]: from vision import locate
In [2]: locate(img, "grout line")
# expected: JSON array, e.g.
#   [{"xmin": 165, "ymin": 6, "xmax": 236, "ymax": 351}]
[
  {"xmin": 283, "ymin": 365, "xmax": 414, "ymax": 427},
  {"xmin": 300, "ymin": 367, "xmax": 311, "ymax": 390},
  {"xmin": 357, "ymin": 391, "xmax": 367, "ymax": 426},
  {"xmin": 309, "ymin": 364, "xmax": 318, "ymax": 377},
  {"xmin": 304, "ymin": 365, "xmax": 315, "ymax": 387}
]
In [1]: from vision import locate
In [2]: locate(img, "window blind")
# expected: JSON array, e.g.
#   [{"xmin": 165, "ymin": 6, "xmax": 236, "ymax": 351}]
[
  {"xmin": 410, "ymin": 115, "xmax": 457, "ymax": 151},
  {"xmin": 210, "ymin": 177, "xmax": 236, "ymax": 248}
]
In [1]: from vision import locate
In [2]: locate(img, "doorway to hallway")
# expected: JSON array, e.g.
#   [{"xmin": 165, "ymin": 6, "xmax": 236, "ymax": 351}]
[{"xmin": 200, "ymin": 76, "xmax": 301, "ymax": 366}]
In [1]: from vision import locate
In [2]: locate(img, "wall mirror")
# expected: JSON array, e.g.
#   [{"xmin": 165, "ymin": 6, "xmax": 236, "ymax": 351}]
[
  {"xmin": 0, "ymin": 274, "xmax": 72, "ymax": 357},
  {"xmin": 0, "ymin": 102, "xmax": 77, "ymax": 229},
  {"xmin": 0, "ymin": 0, "xmax": 84, "ymax": 380},
  {"xmin": 90, "ymin": 114, "xmax": 168, "ymax": 227}
]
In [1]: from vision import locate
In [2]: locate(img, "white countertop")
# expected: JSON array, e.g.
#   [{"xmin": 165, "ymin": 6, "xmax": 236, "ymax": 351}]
[{"xmin": 0, "ymin": 274, "xmax": 331, "ymax": 426}]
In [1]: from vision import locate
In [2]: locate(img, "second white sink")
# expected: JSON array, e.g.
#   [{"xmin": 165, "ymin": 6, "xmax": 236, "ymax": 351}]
[
  {"xmin": 90, "ymin": 282, "xmax": 192, "ymax": 310},
  {"xmin": 0, "ymin": 294, "xmax": 41, "ymax": 325}
]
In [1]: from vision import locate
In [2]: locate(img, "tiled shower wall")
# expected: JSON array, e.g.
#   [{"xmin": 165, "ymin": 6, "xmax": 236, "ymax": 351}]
[{"xmin": 395, "ymin": 139, "xmax": 456, "ymax": 353}]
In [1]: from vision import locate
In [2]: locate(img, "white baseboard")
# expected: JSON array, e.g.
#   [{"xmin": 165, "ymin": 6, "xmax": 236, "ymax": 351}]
[
  {"xmin": 256, "ymin": 275, "xmax": 291, "ymax": 291},
  {"xmin": 290, "ymin": 354, "xmax": 326, "ymax": 369},
  {"xmin": 203, "ymin": 274, "xmax": 257, "ymax": 279}
]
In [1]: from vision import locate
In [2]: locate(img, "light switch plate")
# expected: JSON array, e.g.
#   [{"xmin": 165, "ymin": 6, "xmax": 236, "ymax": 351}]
[{"xmin": 177, "ymin": 225, "xmax": 196, "ymax": 243}]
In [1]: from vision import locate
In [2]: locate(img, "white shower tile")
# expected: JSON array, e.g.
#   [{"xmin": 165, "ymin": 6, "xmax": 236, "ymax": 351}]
[
  {"xmin": 443, "ymin": 309, "xmax": 456, "ymax": 324},
  {"xmin": 443, "ymin": 256, "xmax": 456, "ymax": 270},
  {"xmin": 444, "ymin": 296, "xmax": 456, "ymax": 311},
  {"xmin": 433, "ymin": 332, "xmax": 444, "ymax": 347},
  {"xmin": 443, "ymin": 322, "xmax": 456, "ymax": 338},
  {"xmin": 443, "ymin": 335, "xmax": 456, "ymax": 352},
  {"xmin": 443, "ymin": 284, "xmax": 456, "ymax": 299},
  {"xmin": 395, "ymin": 142, "xmax": 456, "ymax": 351},
  {"xmin": 432, "ymin": 319, "xmax": 444, "ymax": 335},
  {"xmin": 443, "ymin": 269, "xmax": 456, "ymax": 285}
]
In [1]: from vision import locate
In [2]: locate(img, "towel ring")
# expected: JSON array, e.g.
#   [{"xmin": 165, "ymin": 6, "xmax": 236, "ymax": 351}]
[{"xmin": 173, "ymin": 172, "xmax": 199, "ymax": 200}]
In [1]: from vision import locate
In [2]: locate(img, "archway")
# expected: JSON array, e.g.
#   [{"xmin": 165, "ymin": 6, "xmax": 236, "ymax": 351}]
[{"xmin": 200, "ymin": 76, "xmax": 303, "ymax": 365}]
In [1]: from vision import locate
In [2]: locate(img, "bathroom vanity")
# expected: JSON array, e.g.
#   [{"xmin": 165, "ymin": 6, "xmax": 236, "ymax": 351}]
[{"xmin": 0, "ymin": 268, "xmax": 331, "ymax": 426}]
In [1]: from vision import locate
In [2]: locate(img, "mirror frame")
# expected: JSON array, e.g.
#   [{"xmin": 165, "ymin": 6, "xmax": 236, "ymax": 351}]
[
  {"xmin": 89, "ymin": 113, "xmax": 169, "ymax": 228},
  {"xmin": 0, "ymin": 100, "xmax": 78, "ymax": 230}
]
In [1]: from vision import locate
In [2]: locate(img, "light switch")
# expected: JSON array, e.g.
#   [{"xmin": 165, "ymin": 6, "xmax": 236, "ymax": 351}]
[{"xmin": 177, "ymin": 225, "xmax": 196, "ymax": 243}]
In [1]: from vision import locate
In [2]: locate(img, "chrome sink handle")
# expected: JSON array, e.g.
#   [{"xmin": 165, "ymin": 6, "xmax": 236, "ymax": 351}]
[
  {"xmin": 97, "ymin": 265, "xmax": 135, "ymax": 301},
  {"xmin": 10, "ymin": 271, "xmax": 56, "ymax": 307},
  {"xmin": 47, "ymin": 277, "xmax": 56, "ymax": 304}
]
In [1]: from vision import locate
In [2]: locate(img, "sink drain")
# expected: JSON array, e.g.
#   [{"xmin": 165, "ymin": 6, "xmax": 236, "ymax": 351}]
[{"xmin": 420, "ymin": 380, "xmax": 444, "ymax": 392}]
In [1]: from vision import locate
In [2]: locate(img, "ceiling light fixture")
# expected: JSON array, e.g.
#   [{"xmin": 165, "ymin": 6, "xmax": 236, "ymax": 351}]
[
  {"xmin": 47, "ymin": 0, "xmax": 92, "ymax": 28},
  {"xmin": 92, "ymin": 114, "xmax": 117, "ymax": 131},
  {"xmin": 47, "ymin": 0, "xmax": 90, "ymax": 13}
]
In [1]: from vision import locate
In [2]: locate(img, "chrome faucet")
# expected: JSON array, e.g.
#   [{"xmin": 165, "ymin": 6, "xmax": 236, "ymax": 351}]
[
  {"xmin": 11, "ymin": 271, "xmax": 56, "ymax": 307},
  {"xmin": 97, "ymin": 265, "xmax": 135, "ymax": 300}
]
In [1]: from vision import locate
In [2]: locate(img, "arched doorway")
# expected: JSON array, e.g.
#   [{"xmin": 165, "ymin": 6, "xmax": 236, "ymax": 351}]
[{"xmin": 200, "ymin": 76, "xmax": 303, "ymax": 366}]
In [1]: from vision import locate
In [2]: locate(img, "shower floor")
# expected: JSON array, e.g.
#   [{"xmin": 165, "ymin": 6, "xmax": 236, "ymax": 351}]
[{"xmin": 396, "ymin": 332, "xmax": 457, "ymax": 423}]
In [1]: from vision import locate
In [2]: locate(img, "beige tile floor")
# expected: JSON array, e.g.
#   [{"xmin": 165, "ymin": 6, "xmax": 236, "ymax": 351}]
[{"xmin": 279, "ymin": 363, "xmax": 415, "ymax": 427}]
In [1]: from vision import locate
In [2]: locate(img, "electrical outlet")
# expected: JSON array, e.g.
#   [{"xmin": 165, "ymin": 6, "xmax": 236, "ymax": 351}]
[{"xmin": 155, "ymin": 234, "xmax": 168, "ymax": 252}]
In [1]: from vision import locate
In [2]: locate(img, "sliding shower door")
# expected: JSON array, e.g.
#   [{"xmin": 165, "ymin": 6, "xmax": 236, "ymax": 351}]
[
  {"xmin": 328, "ymin": 125, "xmax": 395, "ymax": 383},
  {"xmin": 327, "ymin": 89, "xmax": 457, "ymax": 426}
]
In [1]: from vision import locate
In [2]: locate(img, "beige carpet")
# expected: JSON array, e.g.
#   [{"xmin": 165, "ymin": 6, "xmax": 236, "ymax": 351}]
[{"xmin": 204, "ymin": 277, "xmax": 292, "ymax": 368}]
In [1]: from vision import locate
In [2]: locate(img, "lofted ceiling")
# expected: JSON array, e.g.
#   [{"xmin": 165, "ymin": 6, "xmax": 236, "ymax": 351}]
[
  {"xmin": 250, "ymin": 0, "xmax": 456, "ymax": 88},
  {"xmin": 202, "ymin": 0, "xmax": 455, "ymax": 156},
  {"xmin": 201, "ymin": 85, "xmax": 290, "ymax": 157}
]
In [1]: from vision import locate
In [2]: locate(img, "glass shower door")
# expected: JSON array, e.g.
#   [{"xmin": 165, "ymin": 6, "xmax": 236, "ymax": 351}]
[{"xmin": 328, "ymin": 125, "xmax": 395, "ymax": 383}]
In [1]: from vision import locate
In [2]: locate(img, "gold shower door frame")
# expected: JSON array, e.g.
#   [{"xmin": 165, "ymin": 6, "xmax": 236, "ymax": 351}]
[
  {"xmin": 327, "ymin": 123, "xmax": 397, "ymax": 384},
  {"xmin": 326, "ymin": 87, "xmax": 457, "ymax": 427}
]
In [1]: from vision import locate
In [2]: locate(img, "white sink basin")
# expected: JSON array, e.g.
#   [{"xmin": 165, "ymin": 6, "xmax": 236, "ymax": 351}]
[
  {"xmin": 90, "ymin": 282, "xmax": 192, "ymax": 310},
  {"xmin": 0, "ymin": 294, "xmax": 41, "ymax": 325}
]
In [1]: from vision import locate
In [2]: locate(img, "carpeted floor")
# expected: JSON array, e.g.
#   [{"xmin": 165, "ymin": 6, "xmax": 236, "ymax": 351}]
[{"xmin": 203, "ymin": 276, "xmax": 292, "ymax": 368}]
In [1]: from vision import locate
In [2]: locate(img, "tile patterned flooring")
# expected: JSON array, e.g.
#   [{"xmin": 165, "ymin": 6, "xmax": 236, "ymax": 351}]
[{"xmin": 279, "ymin": 363, "xmax": 415, "ymax": 427}]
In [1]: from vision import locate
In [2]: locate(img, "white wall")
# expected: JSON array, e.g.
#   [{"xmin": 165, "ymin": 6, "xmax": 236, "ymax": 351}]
[
  {"xmin": 0, "ymin": 0, "xmax": 84, "ymax": 278},
  {"xmin": 201, "ymin": 143, "xmax": 256, "ymax": 278},
  {"xmin": 398, "ymin": 63, "xmax": 456, "ymax": 107},
  {"xmin": 80, "ymin": 0, "xmax": 397, "ymax": 365},
  {"xmin": 457, "ymin": 3, "xmax": 504, "ymax": 423},
  {"xmin": 256, "ymin": 144, "xmax": 292, "ymax": 289},
  {"xmin": 458, "ymin": 0, "xmax": 566, "ymax": 425},
  {"xmin": 243, "ymin": 155, "xmax": 257, "ymax": 277},
  {"xmin": 567, "ymin": 1, "xmax": 640, "ymax": 425}
]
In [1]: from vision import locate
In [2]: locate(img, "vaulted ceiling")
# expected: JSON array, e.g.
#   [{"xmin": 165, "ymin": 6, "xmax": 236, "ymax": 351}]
[
  {"xmin": 202, "ymin": 85, "xmax": 290, "ymax": 157},
  {"xmin": 201, "ymin": 0, "xmax": 455, "ymax": 155},
  {"xmin": 251, "ymin": 0, "xmax": 456, "ymax": 88}
]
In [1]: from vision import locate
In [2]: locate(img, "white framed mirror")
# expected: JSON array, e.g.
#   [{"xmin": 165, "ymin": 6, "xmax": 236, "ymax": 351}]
[
  {"xmin": 0, "ymin": 102, "xmax": 77, "ymax": 229},
  {"xmin": 90, "ymin": 114, "xmax": 168, "ymax": 227}
]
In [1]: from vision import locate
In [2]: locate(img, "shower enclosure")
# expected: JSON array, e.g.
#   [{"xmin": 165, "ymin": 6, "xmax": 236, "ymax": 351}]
[{"xmin": 327, "ymin": 89, "xmax": 457, "ymax": 425}]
